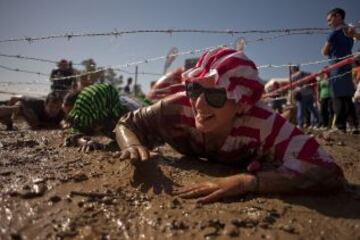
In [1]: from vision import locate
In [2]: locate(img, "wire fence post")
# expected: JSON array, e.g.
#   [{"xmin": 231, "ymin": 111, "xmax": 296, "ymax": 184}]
[
  {"xmin": 134, "ymin": 65, "xmax": 138, "ymax": 95},
  {"xmin": 289, "ymin": 63, "xmax": 293, "ymax": 104}
]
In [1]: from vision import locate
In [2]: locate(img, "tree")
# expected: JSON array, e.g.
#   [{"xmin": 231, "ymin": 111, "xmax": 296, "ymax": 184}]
[{"xmin": 104, "ymin": 68, "xmax": 123, "ymax": 90}]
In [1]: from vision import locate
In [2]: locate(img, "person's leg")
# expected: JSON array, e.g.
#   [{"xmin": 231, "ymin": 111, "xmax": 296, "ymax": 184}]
[
  {"xmin": 328, "ymin": 98, "xmax": 334, "ymax": 128},
  {"xmin": 0, "ymin": 105, "xmax": 20, "ymax": 130},
  {"xmin": 20, "ymin": 104, "xmax": 40, "ymax": 129},
  {"xmin": 304, "ymin": 106, "xmax": 311, "ymax": 127},
  {"xmin": 303, "ymin": 99, "xmax": 314, "ymax": 127},
  {"xmin": 296, "ymin": 100, "xmax": 304, "ymax": 128},
  {"xmin": 320, "ymin": 99, "xmax": 329, "ymax": 127},
  {"xmin": 309, "ymin": 100, "xmax": 320, "ymax": 127},
  {"xmin": 17, "ymin": 100, "xmax": 39, "ymax": 128},
  {"xmin": 7, "ymin": 96, "xmax": 22, "ymax": 106},
  {"xmin": 345, "ymin": 97, "xmax": 359, "ymax": 131},
  {"xmin": 355, "ymin": 101, "xmax": 360, "ymax": 124},
  {"xmin": 332, "ymin": 97, "xmax": 346, "ymax": 131}
]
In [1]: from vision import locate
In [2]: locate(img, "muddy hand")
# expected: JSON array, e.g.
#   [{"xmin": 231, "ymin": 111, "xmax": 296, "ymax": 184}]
[
  {"xmin": 119, "ymin": 145, "xmax": 150, "ymax": 162},
  {"xmin": 78, "ymin": 138, "xmax": 104, "ymax": 153},
  {"xmin": 174, "ymin": 174, "xmax": 258, "ymax": 204}
]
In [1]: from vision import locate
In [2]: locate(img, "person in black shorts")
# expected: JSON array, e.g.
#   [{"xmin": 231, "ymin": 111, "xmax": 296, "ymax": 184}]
[{"xmin": 0, "ymin": 92, "xmax": 64, "ymax": 130}]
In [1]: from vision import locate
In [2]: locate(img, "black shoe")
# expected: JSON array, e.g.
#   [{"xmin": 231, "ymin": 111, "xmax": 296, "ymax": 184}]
[
  {"xmin": 351, "ymin": 128, "xmax": 360, "ymax": 135},
  {"xmin": 328, "ymin": 128, "xmax": 346, "ymax": 134},
  {"xmin": 6, "ymin": 122, "xmax": 14, "ymax": 131}
]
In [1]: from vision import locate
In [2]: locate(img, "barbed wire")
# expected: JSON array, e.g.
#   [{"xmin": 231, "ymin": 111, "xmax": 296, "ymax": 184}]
[
  {"xmin": 0, "ymin": 30, "xmax": 328, "ymax": 68},
  {"xmin": 0, "ymin": 68, "xmax": 354, "ymax": 99},
  {"xmin": 1, "ymin": 51, "xmax": 358, "ymax": 86},
  {"xmin": 1, "ymin": 30, "xmax": 359, "ymax": 83},
  {"xmin": 0, "ymin": 80, "xmax": 49, "ymax": 86},
  {"xmin": 0, "ymin": 53, "xmax": 163, "ymax": 76},
  {"xmin": 113, "ymin": 68, "xmax": 162, "ymax": 76},
  {"xmin": 258, "ymin": 52, "xmax": 359, "ymax": 69},
  {"xmin": 0, "ymin": 64, "xmax": 49, "ymax": 76},
  {"xmin": 0, "ymin": 29, "xmax": 352, "ymax": 82},
  {"xmin": 0, "ymin": 89, "xmax": 46, "ymax": 96},
  {"xmin": 0, "ymin": 53, "xmax": 83, "ymax": 66},
  {"xmin": 0, "ymin": 27, "xmax": 333, "ymax": 44}
]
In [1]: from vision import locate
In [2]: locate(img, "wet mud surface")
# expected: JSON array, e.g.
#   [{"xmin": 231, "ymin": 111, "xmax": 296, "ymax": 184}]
[{"xmin": 0, "ymin": 123, "xmax": 360, "ymax": 239}]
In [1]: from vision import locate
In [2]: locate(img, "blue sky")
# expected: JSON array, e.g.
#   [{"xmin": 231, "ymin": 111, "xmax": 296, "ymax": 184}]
[{"xmin": 0, "ymin": 0, "xmax": 359, "ymax": 96}]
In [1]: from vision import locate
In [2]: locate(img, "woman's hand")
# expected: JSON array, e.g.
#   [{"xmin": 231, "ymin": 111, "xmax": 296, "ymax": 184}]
[
  {"xmin": 120, "ymin": 145, "xmax": 151, "ymax": 162},
  {"xmin": 174, "ymin": 174, "xmax": 258, "ymax": 204}
]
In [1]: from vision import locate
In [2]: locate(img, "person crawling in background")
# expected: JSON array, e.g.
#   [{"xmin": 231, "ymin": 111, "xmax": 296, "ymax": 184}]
[
  {"xmin": 62, "ymin": 82, "xmax": 149, "ymax": 152},
  {"xmin": 115, "ymin": 48, "xmax": 344, "ymax": 204},
  {"xmin": 147, "ymin": 67, "xmax": 185, "ymax": 101},
  {"xmin": 0, "ymin": 92, "xmax": 64, "ymax": 130}
]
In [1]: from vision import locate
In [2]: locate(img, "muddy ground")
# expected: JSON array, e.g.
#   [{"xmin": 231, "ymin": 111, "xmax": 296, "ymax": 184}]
[{"xmin": 0, "ymin": 121, "xmax": 359, "ymax": 240}]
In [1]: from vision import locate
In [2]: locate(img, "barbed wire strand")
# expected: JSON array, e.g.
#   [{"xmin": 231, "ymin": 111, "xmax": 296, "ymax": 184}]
[
  {"xmin": 0, "ymin": 69, "xmax": 354, "ymax": 99},
  {"xmin": 1, "ymin": 29, "xmax": 359, "ymax": 83},
  {"xmin": 0, "ymin": 31, "xmax": 328, "ymax": 67},
  {"xmin": 0, "ymin": 64, "xmax": 49, "ymax": 76},
  {"xmin": 0, "ymin": 27, "xmax": 336, "ymax": 44},
  {"xmin": 0, "ymin": 53, "xmax": 83, "ymax": 66},
  {"xmin": 1, "ymin": 51, "xmax": 358, "ymax": 87},
  {"xmin": 0, "ymin": 30, "xmax": 350, "ymax": 81}
]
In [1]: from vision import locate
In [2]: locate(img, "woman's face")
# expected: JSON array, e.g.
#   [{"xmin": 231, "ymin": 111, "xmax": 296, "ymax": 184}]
[{"xmin": 189, "ymin": 76, "xmax": 239, "ymax": 134}]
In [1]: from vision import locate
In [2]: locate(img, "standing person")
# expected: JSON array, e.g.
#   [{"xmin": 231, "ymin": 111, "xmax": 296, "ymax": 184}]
[
  {"xmin": 124, "ymin": 77, "xmax": 133, "ymax": 94},
  {"xmin": 317, "ymin": 73, "xmax": 334, "ymax": 129},
  {"xmin": 115, "ymin": 48, "xmax": 344, "ymax": 203},
  {"xmin": 50, "ymin": 59, "xmax": 77, "ymax": 97},
  {"xmin": 291, "ymin": 66, "xmax": 319, "ymax": 128},
  {"xmin": 268, "ymin": 81, "xmax": 286, "ymax": 114},
  {"xmin": 72, "ymin": 71, "xmax": 97, "ymax": 92},
  {"xmin": 147, "ymin": 67, "xmax": 185, "ymax": 101},
  {"xmin": 353, "ymin": 60, "xmax": 360, "ymax": 121},
  {"xmin": 321, "ymin": 8, "xmax": 359, "ymax": 133}
]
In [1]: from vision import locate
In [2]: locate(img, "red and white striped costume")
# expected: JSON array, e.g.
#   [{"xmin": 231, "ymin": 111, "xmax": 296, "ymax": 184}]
[{"xmin": 119, "ymin": 48, "xmax": 342, "ymax": 188}]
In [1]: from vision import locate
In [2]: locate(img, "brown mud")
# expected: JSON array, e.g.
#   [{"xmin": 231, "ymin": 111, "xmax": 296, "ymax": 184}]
[{"xmin": 0, "ymin": 122, "xmax": 360, "ymax": 240}]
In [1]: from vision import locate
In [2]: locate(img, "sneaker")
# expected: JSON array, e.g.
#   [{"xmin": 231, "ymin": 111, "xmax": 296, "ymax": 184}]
[
  {"xmin": 312, "ymin": 126, "xmax": 320, "ymax": 130},
  {"xmin": 6, "ymin": 122, "xmax": 14, "ymax": 130}
]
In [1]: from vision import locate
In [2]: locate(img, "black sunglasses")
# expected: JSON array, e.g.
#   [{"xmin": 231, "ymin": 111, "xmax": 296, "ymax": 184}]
[{"xmin": 185, "ymin": 82, "xmax": 227, "ymax": 108}]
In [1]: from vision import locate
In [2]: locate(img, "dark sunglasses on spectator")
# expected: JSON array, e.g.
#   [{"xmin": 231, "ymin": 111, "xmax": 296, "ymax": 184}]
[{"xmin": 185, "ymin": 82, "xmax": 227, "ymax": 108}]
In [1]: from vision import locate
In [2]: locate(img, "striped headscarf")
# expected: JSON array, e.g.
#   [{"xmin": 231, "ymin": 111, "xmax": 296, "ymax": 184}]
[{"xmin": 182, "ymin": 48, "xmax": 264, "ymax": 109}]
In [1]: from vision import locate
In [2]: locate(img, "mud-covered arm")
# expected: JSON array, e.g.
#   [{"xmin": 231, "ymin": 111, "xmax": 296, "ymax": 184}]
[
  {"xmin": 114, "ymin": 100, "xmax": 166, "ymax": 161},
  {"xmin": 255, "ymin": 168, "xmax": 343, "ymax": 194},
  {"xmin": 116, "ymin": 124, "xmax": 143, "ymax": 149}
]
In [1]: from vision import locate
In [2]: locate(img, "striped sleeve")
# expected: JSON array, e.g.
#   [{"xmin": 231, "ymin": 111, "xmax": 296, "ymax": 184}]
[
  {"xmin": 253, "ymin": 103, "xmax": 343, "ymax": 186},
  {"xmin": 227, "ymin": 102, "xmax": 343, "ymax": 188}
]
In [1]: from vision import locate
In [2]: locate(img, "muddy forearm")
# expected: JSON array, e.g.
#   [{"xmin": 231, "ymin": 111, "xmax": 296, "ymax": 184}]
[
  {"xmin": 115, "ymin": 124, "xmax": 143, "ymax": 150},
  {"xmin": 256, "ymin": 169, "xmax": 344, "ymax": 194},
  {"xmin": 115, "ymin": 101, "xmax": 165, "ymax": 150},
  {"xmin": 256, "ymin": 170, "xmax": 303, "ymax": 193}
]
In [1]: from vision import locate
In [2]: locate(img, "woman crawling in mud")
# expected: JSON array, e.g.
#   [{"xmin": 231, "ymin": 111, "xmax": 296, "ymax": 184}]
[{"xmin": 115, "ymin": 48, "xmax": 344, "ymax": 204}]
